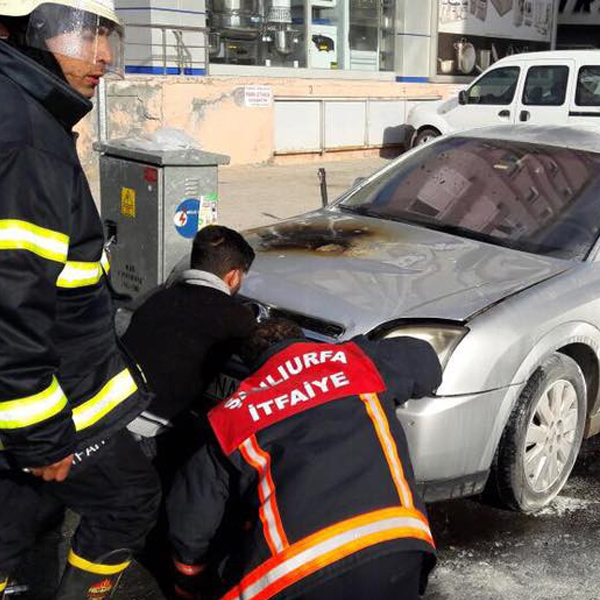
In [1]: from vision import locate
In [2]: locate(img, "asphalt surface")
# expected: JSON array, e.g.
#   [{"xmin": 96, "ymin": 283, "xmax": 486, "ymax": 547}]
[{"xmin": 13, "ymin": 435, "xmax": 600, "ymax": 600}]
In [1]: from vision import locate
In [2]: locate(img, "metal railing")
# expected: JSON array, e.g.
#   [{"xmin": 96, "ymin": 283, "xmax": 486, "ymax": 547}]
[{"xmin": 124, "ymin": 23, "xmax": 210, "ymax": 76}]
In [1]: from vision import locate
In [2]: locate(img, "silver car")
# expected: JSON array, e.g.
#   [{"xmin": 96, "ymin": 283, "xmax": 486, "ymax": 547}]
[{"xmin": 217, "ymin": 125, "xmax": 600, "ymax": 513}]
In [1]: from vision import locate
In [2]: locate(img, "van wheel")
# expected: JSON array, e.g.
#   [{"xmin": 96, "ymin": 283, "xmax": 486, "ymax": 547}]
[
  {"xmin": 413, "ymin": 128, "xmax": 441, "ymax": 147},
  {"xmin": 487, "ymin": 353, "xmax": 586, "ymax": 513}
]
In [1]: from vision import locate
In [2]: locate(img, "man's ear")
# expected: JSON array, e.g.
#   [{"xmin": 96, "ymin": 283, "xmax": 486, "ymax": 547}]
[{"xmin": 223, "ymin": 268, "xmax": 243, "ymax": 294}]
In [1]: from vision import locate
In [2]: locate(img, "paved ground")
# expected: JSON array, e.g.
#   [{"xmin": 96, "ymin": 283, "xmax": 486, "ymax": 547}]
[
  {"xmin": 13, "ymin": 156, "xmax": 600, "ymax": 599},
  {"xmin": 17, "ymin": 436, "xmax": 600, "ymax": 599},
  {"xmin": 217, "ymin": 156, "xmax": 391, "ymax": 231}
]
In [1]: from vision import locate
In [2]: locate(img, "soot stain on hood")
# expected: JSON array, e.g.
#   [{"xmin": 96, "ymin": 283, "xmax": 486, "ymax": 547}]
[{"xmin": 248, "ymin": 217, "xmax": 390, "ymax": 257}]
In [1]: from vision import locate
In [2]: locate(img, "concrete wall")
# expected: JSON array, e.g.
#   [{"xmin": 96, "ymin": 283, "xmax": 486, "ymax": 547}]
[{"xmin": 78, "ymin": 75, "xmax": 460, "ymax": 184}]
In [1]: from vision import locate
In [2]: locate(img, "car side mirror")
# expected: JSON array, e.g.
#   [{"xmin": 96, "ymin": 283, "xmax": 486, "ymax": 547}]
[{"xmin": 458, "ymin": 90, "xmax": 468, "ymax": 105}]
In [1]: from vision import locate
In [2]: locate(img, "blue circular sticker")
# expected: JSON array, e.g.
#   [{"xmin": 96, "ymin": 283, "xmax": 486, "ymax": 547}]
[{"xmin": 174, "ymin": 198, "xmax": 200, "ymax": 239}]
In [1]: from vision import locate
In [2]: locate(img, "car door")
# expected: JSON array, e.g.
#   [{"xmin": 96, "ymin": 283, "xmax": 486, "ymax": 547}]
[
  {"xmin": 569, "ymin": 64, "xmax": 600, "ymax": 126},
  {"xmin": 445, "ymin": 65, "xmax": 522, "ymax": 131},
  {"xmin": 515, "ymin": 61, "xmax": 575, "ymax": 126}
]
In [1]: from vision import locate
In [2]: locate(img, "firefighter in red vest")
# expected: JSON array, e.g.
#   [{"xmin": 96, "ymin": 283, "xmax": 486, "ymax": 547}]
[{"xmin": 167, "ymin": 317, "xmax": 442, "ymax": 600}]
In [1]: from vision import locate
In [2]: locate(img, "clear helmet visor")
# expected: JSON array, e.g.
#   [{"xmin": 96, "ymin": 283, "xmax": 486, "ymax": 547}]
[{"xmin": 26, "ymin": 3, "xmax": 124, "ymax": 78}]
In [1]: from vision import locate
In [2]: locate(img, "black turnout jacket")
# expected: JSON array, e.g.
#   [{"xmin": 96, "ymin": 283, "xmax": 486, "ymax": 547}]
[
  {"xmin": 0, "ymin": 42, "xmax": 149, "ymax": 469},
  {"xmin": 168, "ymin": 335, "xmax": 442, "ymax": 600}
]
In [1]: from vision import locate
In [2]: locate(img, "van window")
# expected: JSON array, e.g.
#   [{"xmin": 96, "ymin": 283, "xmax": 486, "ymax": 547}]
[
  {"xmin": 466, "ymin": 67, "xmax": 520, "ymax": 106},
  {"xmin": 576, "ymin": 66, "xmax": 600, "ymax": 106},
  {"xmin": 523, "ymin": 66, "xmax": 569, "ymax": 106}
]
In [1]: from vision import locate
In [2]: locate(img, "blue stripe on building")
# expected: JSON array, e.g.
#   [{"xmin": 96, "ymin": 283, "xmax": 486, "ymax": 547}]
[
  {"xmin": 396, "ymin": 76, "xmax": 429, "ymax": 83},
  {"xmin": 125, "ymin": 66, "xmax": 207, "ymax": 76}
]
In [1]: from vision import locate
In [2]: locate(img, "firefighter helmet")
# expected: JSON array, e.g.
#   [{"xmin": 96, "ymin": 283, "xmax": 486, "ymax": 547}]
[{"xmin": 0, "ymin": 0, "xmax": 124, "ymax": 76}]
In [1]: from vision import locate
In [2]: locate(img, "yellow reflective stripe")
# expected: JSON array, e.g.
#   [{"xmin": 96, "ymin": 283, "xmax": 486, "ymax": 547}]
[
  {"xmin": 57, "ymin": 250, "xmax": 111, "ymax": 289},
  {"xmin": 57, "ymin": 261, "xmax": 104, "ymax": 288},
  {"xmin": 0, "ymin": 378, "xmax": 68, "ymax": 429},
  {"xmin": 0, "ymin": 219, "xmax": 69, "ymax": 263},
  {"xmin": 72, "ymin": 369, "xmax": 137, "ymax": 431},
  {"xmin": 68, "ymin": 549, "xmax": 130, "ymax": 575},
  {"xmin": 57, "ymin": 251, "xmax": 110, "ymax": 288}
]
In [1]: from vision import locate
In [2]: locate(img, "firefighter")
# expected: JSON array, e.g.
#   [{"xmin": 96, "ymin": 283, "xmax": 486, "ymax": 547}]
[
  {"xmin": 0, "ymin": 2, "xmax": 160, "ymax": 598},
  {"xmin": 167, "ymin": 318, "xmax": 442, "ymax": 600}
]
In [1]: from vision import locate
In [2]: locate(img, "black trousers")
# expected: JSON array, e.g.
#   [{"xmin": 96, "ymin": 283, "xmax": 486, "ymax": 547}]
[
  {"xmin": 0, "ymin": 429, "xmax": 160, "ymax": 576},
  {"xmin": 295, "ymin": 552, "xmax": 424, "ymax": 600}
]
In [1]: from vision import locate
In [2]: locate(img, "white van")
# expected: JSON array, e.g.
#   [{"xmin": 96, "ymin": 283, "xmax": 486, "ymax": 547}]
[{"xmin": 407, "ymin": 50, "xmax": 600, "ymax": 147}]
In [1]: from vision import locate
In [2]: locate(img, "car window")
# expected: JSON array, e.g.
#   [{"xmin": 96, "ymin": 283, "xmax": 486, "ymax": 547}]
[
  {"xmin": 341, "ymin": 136, "xmax": 600, "ymax": 260},
  {"xmin": 576, "ymin": 66, "xmax": 600, "ymax": 106},
  {"xmin": 466, "ymin": 67, "xmax": 520, "ymax": 106},
  {"xmin": 522, "ymin": 65, "xmax": 569, "ymax": 106}
]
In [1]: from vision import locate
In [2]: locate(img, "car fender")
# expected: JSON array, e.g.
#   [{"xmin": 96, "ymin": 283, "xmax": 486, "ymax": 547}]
[
  {"xmin": 482, "ymin": 321, "xmax": 600, "ymax": 467},
  {"xmin": 406, "ymin": 105, "xmax": 453, "ymax": 138}
]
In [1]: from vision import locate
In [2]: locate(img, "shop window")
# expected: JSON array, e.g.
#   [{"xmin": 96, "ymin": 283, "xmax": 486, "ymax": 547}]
[
  {"xmin": 206, "ymin": 0, "xmax": 395, "ymax": 71},
  {"xmin": 466, "ymin": 67, "xmax": 520, "ymax": 105},
  {"xmin": 576, "ymin": 66, "xmax": 600, "ymax": 107},
  {"xmin": 523, "ymin": 65, "xmax": 569, "ymax": 106}
]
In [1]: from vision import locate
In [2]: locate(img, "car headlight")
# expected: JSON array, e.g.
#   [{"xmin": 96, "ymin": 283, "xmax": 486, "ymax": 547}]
[{"xmin": 378, "ymin": 323, "xmax": 469, "ymax": 369}]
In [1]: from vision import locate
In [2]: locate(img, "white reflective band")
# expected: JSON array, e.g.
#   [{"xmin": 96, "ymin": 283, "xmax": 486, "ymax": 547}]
[
  {"xmin": 73, "ymin": 369, "xmax": 137, "ymax": 431},
  {"xmin": 0, "ymin": 378, "xmax": 68, "ymax": 429},
  {"xmin": 0, "ymin": 219, "xmax": 69, "ymax": 263},
  {"xmin": 241, "ymin": 437, "xmax": 288, "ymax": 555},
  {"xmin": 57, "ymin": 251, "xmax": 110, "ymax": 288},
  {"xmin": 225, "ymin": 512, "xmax": 432, "ymax": 600},
  {"xmin": 361, "ymin": 393, "xmax": 414, "ymax": 508},
  {"xmin": 57, "ymin": 261, "xmax": 102, "ymax": 288}
]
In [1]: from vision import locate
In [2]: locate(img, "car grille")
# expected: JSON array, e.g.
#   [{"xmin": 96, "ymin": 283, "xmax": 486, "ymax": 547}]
[{"xmin": 241, "ymin": 298, "xmax": 345, "ymax": 340}]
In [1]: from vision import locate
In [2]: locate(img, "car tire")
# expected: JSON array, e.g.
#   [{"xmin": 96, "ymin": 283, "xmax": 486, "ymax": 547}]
[
  {"xmin": 413, "ymin": 128, "xmax": 441, "ymax": 147},
  {"xmin": 487, "ymin": 353, "xmax": 586, "ymax": 513}
]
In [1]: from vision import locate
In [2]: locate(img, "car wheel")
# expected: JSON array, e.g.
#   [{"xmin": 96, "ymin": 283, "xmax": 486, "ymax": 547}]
[
  {"xmin": 413, "ymin": 128, "xmax": 441, "ymax": 147},
  {"xmin": 488, "ymin": 353, "xmax": 586, "ymax": 513}
]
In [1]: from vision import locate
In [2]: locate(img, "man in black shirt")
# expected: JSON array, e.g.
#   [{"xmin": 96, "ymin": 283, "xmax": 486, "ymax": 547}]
[{"xmin": 122, "ymin": 225, "xmax": 257, "ymax": 462}]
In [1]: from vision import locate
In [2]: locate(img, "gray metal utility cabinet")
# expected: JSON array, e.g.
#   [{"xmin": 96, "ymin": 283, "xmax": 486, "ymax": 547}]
[{"xmin": 95, "ymin": 140, "xmax": 230, "ymax": 302}]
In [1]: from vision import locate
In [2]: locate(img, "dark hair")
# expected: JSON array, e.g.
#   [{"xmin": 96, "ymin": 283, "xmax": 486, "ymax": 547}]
[
  {"xmin": 190, "ymin": 226, "xmax": 255, "ymax": 277},
  {"xmin": 239, "ymin": 318, "xmax": 305, "ymax": 366}
]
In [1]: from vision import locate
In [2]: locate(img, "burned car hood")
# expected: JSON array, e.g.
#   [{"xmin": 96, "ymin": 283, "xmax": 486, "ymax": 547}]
[{"xmin": 241, "ymin": 210, "xmax": 571, "ymax": 338}]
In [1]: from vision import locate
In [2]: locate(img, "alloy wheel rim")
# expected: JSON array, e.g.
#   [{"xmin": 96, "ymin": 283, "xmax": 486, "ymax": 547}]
[{"xmin": 523, "ymin": 379, "xmax": 579, "ymax": 493}]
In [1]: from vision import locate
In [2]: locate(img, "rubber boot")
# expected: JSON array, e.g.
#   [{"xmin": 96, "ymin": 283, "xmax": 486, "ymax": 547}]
[{"xmin": 54, "ymin": 549, "xmax": 131, "ymax": 600}]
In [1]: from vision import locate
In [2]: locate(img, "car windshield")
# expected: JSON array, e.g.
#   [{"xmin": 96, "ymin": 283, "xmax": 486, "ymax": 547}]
[{"xmin": 341, "ymin": 137, "xmax": 600, "ymax": 260}]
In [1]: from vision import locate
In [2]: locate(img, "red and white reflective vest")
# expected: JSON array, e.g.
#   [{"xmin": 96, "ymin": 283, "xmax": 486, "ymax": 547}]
[{"xmin": 168, "ymin": 336, "xmax": 442, "ymax": 600}]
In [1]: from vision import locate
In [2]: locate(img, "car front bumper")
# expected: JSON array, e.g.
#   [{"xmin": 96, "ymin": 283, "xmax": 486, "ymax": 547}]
[{"xmin": 398, "ymin": 386, "xmax": 511, "ymax": 501}]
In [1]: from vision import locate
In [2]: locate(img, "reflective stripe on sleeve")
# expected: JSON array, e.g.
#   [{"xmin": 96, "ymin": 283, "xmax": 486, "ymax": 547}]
[
  {"xmin": 57, "ymin": 251, "xmax": 110, "ymax": 288},
  {"xmin": 0, "ymin": 378, "xmax": 68, "ymax": 429},
  {"xmin": 220, "ymin": 506, "xmax": 434, "ymax": 600},
  {"xmin": 360, "ymin": 393, "xmax": 414, "ymax": 508},
  {"xmin": 0, "ymin": 220, "xmax": 69, "ymax": 263},
  {"xmin": 240, "ymin": 436, "xmax": 289, "ymax": 555},
  {"xmin": 72, "ymin": 369, "xmax": 137, "ymax": 431}
]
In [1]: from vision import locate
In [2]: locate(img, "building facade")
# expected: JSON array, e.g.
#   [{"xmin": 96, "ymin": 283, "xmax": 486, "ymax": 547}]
[{"xmin": 79, "ymin": 0, "xmax": 597, "ymax": 178}]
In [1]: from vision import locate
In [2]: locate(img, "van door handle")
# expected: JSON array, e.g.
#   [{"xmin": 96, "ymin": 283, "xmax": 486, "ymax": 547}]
[
  {"xmin": 520, "ymin": 110, "xmax": 531, "ymax": 122},
  {"xmin": 498, "ymin": 110, "xmax": 511, "ymax": 119}
]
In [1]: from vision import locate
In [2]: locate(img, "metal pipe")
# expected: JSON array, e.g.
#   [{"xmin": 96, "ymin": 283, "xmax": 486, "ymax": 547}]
[{"xmin": 318, "ymin": 168, "xmax": 329, "ymax": 207}]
